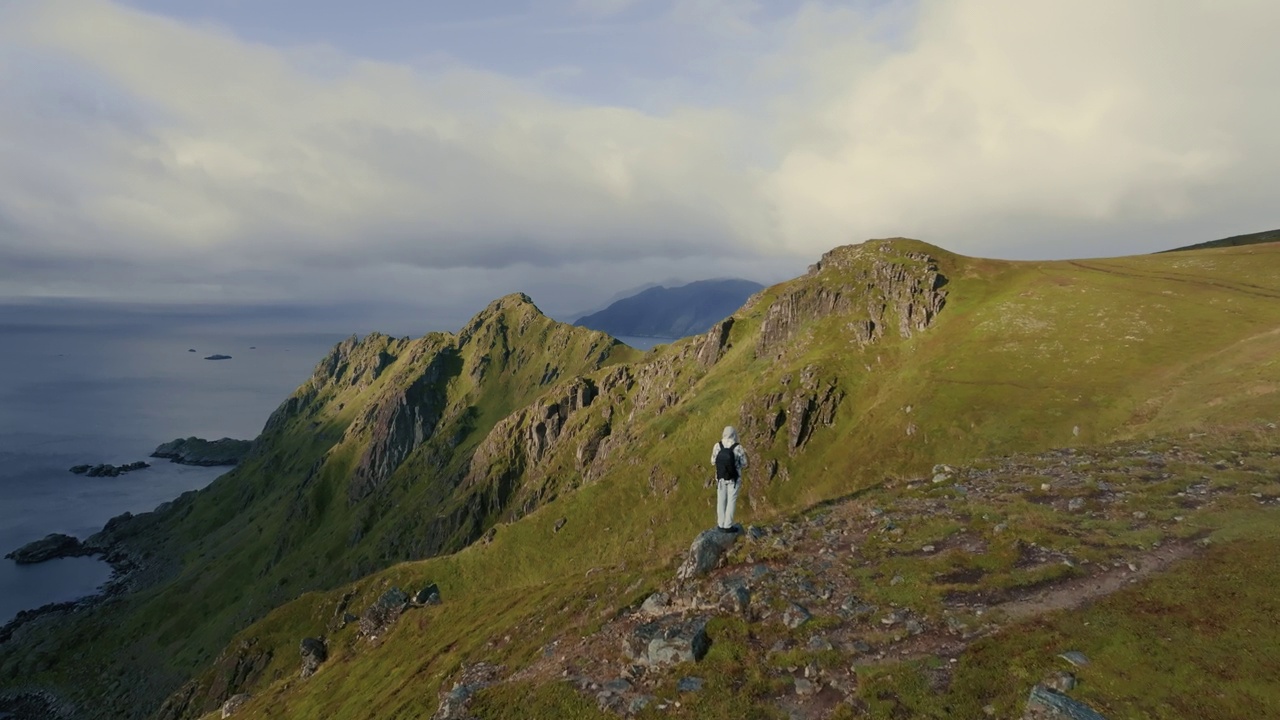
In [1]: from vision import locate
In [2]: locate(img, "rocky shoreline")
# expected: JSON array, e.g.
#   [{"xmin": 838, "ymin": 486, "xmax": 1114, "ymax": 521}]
[{"xmin": 0, "ymin": 539, "xmax": 140, "ymax": 646}]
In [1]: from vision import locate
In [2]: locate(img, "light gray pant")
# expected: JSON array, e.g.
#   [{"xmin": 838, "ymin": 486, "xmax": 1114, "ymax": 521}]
[{"xmin": 717, "ymin": 479, "xmax": 740, "ymax": 529}]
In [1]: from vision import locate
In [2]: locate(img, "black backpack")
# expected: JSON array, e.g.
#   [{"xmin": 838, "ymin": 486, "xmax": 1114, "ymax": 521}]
[{"xmin": 715, "ymin": 442, "xmax": 739, "ymax": 481}]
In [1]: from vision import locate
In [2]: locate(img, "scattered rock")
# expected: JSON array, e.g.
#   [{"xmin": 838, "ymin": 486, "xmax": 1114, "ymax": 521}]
[
  {"xmin": 602, "ymin": 678, "xmax": 632, "ymax": 693},
  {"xmin": 723, "ymin": 586, "xmax": 751, "ymax": 615},
  {"xmin": 1058, "ymin": 651, "xmax": 1090, "ymax": 667},
  {"xmin": 1023, "ymin": 684, "xmax": 1108, "ymax": 719},
  {"xmin": 807, "ymin": 635, "xmax": 833, "ymax": 652},
  {"xmin": 629, "ymin": 696, "xmax": 655, "ymax": 713},
  {"xmin": 676, "ymin": 527, "xmax": 740, "ymax": 580},
  {"xmin": 220, "ymin": 693, "xmax": 250, "ymax": 718},
  {"xmin": 677, "ymin": 677, "xmax": 704, "ymax": 693},
  {"xmin": 299, "ymin": 637, "xmax": 327, "ymax": 679},
  {"xmin": 640, "ymin": 592, "xmax": 671, "ymax": 617},
  {"xmin": 1044, "ymin": 671, "xmax": 1076, "ymax": 693},
  {"xmin": 794, "ymin": 677, "xmax": 817, "ymax": 696},
  {"xmin": 1067, "ymin": 498, "xmax": 1086, "ymax": 512},
  {"xmin": 782, "ymin": 602, "xmax": 812, "ymax": 629}
]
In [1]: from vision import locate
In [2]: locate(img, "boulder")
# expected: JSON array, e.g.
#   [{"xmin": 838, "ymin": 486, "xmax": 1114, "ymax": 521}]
[
  {"xmin": 676, "ymin": 527, "xmax": 740, "ymax": 580},
  {"xmin": 1023, "ymin": 685, "xmax": 1108, "ymax": 720},
  {"xmin": 299, "ymin": 637, "xmax": 327, "ymax": 678},
  {"xmin": 414, "ymin": 583, "xmax": 442, "ymax": 606},
  {"xmin": 5, "ymin": 533, "xmax": 88, "ymax": 564},
  {"xmin": 623, "ymin": 616, "xmax": 710, "ymax": 667}
]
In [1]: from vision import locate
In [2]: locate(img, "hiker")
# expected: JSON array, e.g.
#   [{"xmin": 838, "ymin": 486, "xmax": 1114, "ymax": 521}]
[{"xmin": 711, "ymin": 426, "xmax": 748, "ymax": 531}]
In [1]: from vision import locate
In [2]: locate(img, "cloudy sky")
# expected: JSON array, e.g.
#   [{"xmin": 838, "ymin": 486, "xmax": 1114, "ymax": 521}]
[{"xmin": 1, "ymin": 0, "xmax": 1277, "ymax": 331}]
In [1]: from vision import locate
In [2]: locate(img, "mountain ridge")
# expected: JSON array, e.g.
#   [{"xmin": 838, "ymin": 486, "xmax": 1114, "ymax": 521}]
[
  {"xmin": 575, "ymin": 278, "xmax": 765, "ymax": 339},
  {"xmin": 2, "ymin": 236, "xmax": 1279, "ymax": 719}
]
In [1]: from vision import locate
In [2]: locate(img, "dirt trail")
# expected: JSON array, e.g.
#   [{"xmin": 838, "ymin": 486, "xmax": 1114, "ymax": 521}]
[{"xmin": 997, "ymin": 541, "xmax": 1195, "ymax": 622}]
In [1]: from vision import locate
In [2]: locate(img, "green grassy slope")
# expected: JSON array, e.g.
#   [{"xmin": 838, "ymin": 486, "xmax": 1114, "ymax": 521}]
[{"xmin": 2, "ymin": 238, "xmax": 1278, "ymax": 720}]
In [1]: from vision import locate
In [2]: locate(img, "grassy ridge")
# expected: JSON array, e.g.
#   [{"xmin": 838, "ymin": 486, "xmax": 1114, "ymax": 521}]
[{"xmin": 190, "ymin": 241, "xmax": 1280, "ymax": 718}]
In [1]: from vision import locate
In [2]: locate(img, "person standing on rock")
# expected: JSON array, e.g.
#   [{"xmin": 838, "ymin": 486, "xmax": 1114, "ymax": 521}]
[{"xmin": 711, "ymin": 426, "xmax": 748, "ymax": 531}]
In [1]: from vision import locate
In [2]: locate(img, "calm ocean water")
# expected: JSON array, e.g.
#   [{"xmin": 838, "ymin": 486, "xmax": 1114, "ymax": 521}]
[{"xmin": 0, "ymin": 307, "xmax": 347, "ymax": 624}]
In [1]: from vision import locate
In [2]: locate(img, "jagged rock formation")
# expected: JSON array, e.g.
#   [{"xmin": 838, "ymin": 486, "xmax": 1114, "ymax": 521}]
[{"xmin": 299, "ymin": 638, "xmax": 327, "ymax": 679}]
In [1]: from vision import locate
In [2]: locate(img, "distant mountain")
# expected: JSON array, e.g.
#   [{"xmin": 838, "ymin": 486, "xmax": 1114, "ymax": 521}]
[
  {"xmin": 1161, "ymin": 228, "xmax": 1280, "ymax": 253},
  {"xmin": 574, "ymin": 278, "xmax": 764, "ymax": 339}
]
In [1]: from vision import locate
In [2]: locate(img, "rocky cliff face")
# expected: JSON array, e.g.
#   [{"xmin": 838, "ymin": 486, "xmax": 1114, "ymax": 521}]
[
  {"xmin": 757, "ymin": 241, "xmax": 948, "ymax": 356},
  {"xmin": 347, "ymin": 346, "xmax": 457, "ymax": 502}
]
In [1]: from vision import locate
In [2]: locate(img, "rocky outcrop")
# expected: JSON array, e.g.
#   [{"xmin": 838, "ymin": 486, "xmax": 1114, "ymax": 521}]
[
  {"xmin": 676, "ymin": 528, "xmax": 740, "ymax": 580},
  {"xmin": 757, "ymin": 241, "xmax": 948, "ymax": 357},
  {"xmin": 151, "ymin": 437, "xmax": 252, "ymax": 466},
  {"xmin": 462, "ymin": 376, "xmax": 601, "ymax": 520},
  {"xmin": 696, "ymin": 317, "xmax": 735, "ymax": 368},
  {"xmin": 358, "ymin": 588, "xmax": 410, "ymax": 640},
  {"xmin": 299, "ymin": 638, "xmax": 327, "ymax": 679},
  {"xmin": 5, "ymin": 533, "xmax": 90, "ymax": 564},
  {"xmin": 740, "ymin": 366, "xmax": 844, "ymax": 456}
]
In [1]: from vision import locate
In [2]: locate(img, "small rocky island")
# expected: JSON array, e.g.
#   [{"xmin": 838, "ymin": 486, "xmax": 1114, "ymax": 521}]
[
  {"xmin": 4, "ymin": 533, "xmax": 93, "ymax": 564},
  {"xmin": 151, "ymin": 437, "xmax": 252, "ymax": 466},
  {"xmin": 69, "ymin": 461, "xmax": 151, "ymax": 477},
  {"xmin": 204, "ymin": 354, "xmax": 232, "ymax": 360}
]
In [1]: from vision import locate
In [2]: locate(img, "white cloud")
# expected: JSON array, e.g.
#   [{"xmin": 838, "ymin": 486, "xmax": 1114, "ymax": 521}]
[
  {"xmin": 0, "ymin": 0, "xmax": 1277, "ymax": 318},
  {"xmin": 764, "ymin": 0, "xmax": 1280, "ymax": 255}
]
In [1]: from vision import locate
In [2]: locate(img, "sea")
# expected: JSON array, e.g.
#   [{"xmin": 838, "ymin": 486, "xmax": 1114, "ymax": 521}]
[
  {"xmin": 0, "ymin": 305, "xmax": 671, "ymax": 625},
  {"xmin": 0, "ymin": 304, "xmax": 348, "ymax": 625}
]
